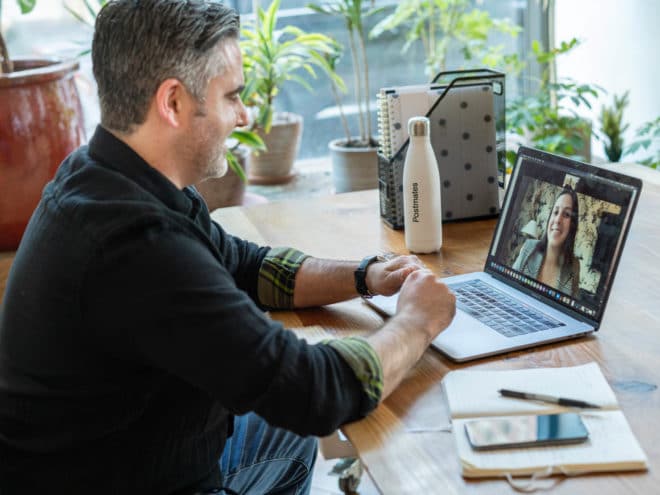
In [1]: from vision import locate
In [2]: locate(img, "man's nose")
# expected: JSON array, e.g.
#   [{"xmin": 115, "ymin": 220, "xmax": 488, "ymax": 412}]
[{"xmin": 236, "ymin": 100, "xmax": 249, "ymax": 127}]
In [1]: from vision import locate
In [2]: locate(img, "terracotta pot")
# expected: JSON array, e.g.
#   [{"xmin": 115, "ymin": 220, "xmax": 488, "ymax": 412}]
[
  {"xmin": 0, "ymin": 58, "xmax": 85, "ymax": 250},
  {"xmin": 329, "ymin": 138, "xmax": 379, "ymax": 193},
  {"xmin": 195, "ymin": 147, "xmax": 248, "ymax": 211},
  {"xmin": 248, "ymin": 112, "xmax": 302, "ymax": 185}
]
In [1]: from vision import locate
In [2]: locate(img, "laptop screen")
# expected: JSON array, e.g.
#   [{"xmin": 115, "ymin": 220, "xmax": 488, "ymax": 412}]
[{"xmin": 486, "ymin": 147, "xmax": 641, "ymax": 323}]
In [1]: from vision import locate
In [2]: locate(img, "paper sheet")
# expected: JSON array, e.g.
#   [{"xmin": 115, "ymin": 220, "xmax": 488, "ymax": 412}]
[{"xmin": 443, "ymin": 362, "xmax": 620, "ymax": 418}]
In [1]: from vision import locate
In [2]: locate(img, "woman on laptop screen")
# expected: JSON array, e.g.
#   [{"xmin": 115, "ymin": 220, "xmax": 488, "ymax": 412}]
[{"xmin": 513, "ymin": 186, "xmax": 580, "ymax": 297}]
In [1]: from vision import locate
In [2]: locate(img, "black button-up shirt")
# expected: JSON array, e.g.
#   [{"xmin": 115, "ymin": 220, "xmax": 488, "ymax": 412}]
[{"xmin": 0, "ymin": 126, "xmax": 372, "ymax": 493}]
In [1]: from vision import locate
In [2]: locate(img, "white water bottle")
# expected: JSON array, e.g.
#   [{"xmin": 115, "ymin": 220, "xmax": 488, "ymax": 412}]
[{"xmin": 403, "ymin": 116, "xmax": 442, "ymax": 253}]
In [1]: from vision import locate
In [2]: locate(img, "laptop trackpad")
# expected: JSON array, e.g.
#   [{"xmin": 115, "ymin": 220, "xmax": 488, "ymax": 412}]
[
  {"xmin": 431, "ymin": 310, "xmax": 500, "ymax": 360},
  {"xmin": 368, "ymin": 294, "xmax": 505, "ymax": 359}
]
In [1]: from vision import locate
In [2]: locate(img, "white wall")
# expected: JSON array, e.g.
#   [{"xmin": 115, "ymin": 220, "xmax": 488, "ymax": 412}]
[{"xmin": 554, "ymin": 0, "xmax": 660, "ymax": 162}]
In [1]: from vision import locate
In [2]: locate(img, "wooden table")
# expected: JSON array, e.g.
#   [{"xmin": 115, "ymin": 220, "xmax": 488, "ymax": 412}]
[
  {"xmin": 1, "ymin": 175, "xmax": 658, "ymax": 494},
  {"xmin": 209, "ymin": 184, "xmax": 660, "ymax": 495}
]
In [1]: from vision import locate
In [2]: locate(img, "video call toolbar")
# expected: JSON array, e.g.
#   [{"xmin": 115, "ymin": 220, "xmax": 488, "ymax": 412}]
[{"xmin": 488, "ymin": 260, "xmax": 597, "ymax": 318}]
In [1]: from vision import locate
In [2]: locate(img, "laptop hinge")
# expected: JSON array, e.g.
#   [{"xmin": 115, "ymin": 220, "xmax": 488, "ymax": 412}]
[{"xmin": 485, "ymin": 269, "xmax": 599, "ymax": 328}]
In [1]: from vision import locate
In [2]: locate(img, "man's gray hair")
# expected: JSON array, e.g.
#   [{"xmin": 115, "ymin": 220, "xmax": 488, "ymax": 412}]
[{"xmin": 92, "ymin": 0, "xmax": 240, "ymax": 133}]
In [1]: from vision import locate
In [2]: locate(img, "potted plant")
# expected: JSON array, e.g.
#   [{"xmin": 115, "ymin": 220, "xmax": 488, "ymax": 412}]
[
  {"xmin": 241, "ymin": 0, "xmax": 342, "ymax": 185},
  {"xmin": 598, "ymin": 91, "xmax": 629, "ymax": 163},
  {"xmin": 306, "ymin": 0, "xmax": 385, "ymax": 193},
  {"xmin": 369, "ymin": 0, "xmax": 520, "ymax": 78},
  {"xmin": 506, "ymin": 38, "xmax": 601, "ymax": 166},
  {"xmin": 0, "ymin": 0, "xmax": 86, "ymax": 250}
]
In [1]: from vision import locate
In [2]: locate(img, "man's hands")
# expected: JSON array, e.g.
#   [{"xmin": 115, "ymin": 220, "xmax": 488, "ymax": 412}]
[
  {"xmin": 365, "ymin": 255, "xmax": 426, "ymax": 296},
  {"xmin": 365, "ymin": 255, "xmax": 456, "ymax": 342},
  {"xmin": 294, "ymin": 253, "xmax": 456, "ymax": 400},
  {"xmin": 395, "ymin": 269, "xmax": 456, "ymax": 343},
  {"xmin": 365, "ymin": 265, "xmax": 456, "ymax": 400}
]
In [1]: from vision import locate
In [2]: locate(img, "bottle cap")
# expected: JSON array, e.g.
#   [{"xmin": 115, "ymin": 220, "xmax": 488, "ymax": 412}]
[{"xmin": 408, "ymin": 116, "xmax": 430, "ymax": 137}]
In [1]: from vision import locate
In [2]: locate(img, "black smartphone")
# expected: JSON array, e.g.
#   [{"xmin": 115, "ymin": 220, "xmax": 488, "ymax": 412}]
[{"xmin": 464, "ymin": 412, "xmax": 589, "ymax": 451}]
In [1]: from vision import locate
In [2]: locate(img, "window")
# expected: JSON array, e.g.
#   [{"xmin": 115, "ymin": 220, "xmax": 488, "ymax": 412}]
[
  {"xmin": 5, "ymin": 1, "xmax": 546, "ymax": 159},
  {"xmin": 233, "ymin": 0, "xmax": 547, "ymax": 159}
]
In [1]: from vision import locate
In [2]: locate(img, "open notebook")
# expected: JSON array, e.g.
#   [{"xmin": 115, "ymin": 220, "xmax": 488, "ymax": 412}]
[{"xmin": 442, "ymin": 362, "xmax": 648, "ymax": 478}]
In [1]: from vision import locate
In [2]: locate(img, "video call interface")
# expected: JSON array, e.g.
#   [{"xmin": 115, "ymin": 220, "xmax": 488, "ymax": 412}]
[{"xmin": 488, "ymin": 155, "xmax": 637, "ymax": 321}]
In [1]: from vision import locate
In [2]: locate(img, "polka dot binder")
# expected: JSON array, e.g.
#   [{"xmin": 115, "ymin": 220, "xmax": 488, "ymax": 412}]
[{"xmin": 377, "ymin": 69, "xmax": 506, "ymax": 229}]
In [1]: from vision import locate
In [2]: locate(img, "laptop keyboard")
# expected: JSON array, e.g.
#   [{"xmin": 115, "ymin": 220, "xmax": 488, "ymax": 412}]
[{"xmin": 448, "ymin": 280, "xmax": 565, "ymax": 338}]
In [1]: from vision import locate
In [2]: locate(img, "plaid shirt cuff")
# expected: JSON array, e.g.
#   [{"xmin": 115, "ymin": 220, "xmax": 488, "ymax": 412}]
[
  {"xmin": 258, "ymin": 247, "xmax": 310, "ymax": 309},
  {"xmin": 325, "ymin": 337, "xmax": 384, "ymax": 404}
]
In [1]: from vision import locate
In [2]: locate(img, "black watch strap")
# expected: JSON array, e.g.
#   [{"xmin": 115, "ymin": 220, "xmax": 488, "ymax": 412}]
[{"xmin": 354, "ymin": 255, "xmax": 384, "ymax": 298}]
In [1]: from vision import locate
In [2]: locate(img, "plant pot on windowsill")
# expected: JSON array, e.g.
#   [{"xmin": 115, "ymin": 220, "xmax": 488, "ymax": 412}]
[
  {"xmin": 329, "ymin": 138, "xmax": 379, "ymax": 193},
  {"xmin": 0, "ymin": 58, "xmax": 85, "ymax": 250},
  {"xmin": 195, "ymin": 146, "xmax": 249, "ymax": 211},
  {"xmin": 247, "ymin": 112, "xmax": 302, "ymax": 185}
]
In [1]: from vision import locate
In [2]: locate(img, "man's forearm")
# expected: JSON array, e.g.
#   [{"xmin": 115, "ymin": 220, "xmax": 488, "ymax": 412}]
[
  {"xmin": 364, "ymin": 313, "xmax": 434, "ymax": 399},
  {"xmin": 293, "ymin": 258, "xmax": 358, "ymax": 308},
  {"xmin": 293, "ymin": 259, "xmax": 453, "ymax": 401},
  {"xmin": 292, "ymin": 255, "xmax": 423, "ymax": 308},
  {"xmin": 293, "ymin": 257, "xmax": 454, "ymax": 403}
]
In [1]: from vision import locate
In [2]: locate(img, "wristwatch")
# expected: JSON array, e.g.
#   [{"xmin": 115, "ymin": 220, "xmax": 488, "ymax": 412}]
[{"xmin": 354, "ymin": 255, "xmax": 385, "ymax": 298}]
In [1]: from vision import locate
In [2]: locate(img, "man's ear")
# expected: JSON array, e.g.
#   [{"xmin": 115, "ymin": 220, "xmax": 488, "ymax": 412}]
[{"xmin": 154, "ymin": 78, "xmax": 188, "ymax": 128}]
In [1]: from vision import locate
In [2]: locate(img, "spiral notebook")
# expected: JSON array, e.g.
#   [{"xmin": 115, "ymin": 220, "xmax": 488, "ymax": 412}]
[{"xmin": 377, "ymin": 84, "xmax": 443, "ymax": 159}]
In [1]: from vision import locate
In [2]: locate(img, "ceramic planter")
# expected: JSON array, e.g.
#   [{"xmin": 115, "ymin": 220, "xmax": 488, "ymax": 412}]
[
  {"xmin": 329, "ymin": 138, "xmax": 379, "ymax": 193},
  {"xmin": 0, "ymin": 58, "xmax": 85, "ymax": 250},
  {"xmin": 248, "ymin": 112, "xmax": 302, "ymax": 185}
]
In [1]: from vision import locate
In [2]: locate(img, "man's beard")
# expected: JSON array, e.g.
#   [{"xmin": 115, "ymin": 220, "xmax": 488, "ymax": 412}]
[
  {"xmin": 197, "ymin": 141, "xmax": 228, "ymax": 181},
  {"xmin": 190, "ymin": 105, "xmax": 229, "ymax": 181}
]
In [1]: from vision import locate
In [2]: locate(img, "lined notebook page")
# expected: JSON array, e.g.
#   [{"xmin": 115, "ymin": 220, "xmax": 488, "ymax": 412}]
[{"xmin": 443, "ymin": 362, "xmax": 619, "ymax": 419}]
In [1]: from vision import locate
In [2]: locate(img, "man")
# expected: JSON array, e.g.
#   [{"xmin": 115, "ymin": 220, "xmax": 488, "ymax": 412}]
[{"xmin": 0, "ymin": 1, "xmax": 455, "ymax": 493}]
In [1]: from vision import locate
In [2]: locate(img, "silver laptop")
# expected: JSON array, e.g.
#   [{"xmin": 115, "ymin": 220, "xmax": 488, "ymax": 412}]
[{"xmin": 366, "ymin": 146, "xmax": 642, "ymax": 362}]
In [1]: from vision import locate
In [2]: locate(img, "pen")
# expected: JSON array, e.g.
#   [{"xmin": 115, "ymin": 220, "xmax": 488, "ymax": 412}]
[{"xmin": 498, "ymin": 389, "xmax": 601, "ymax": 409}]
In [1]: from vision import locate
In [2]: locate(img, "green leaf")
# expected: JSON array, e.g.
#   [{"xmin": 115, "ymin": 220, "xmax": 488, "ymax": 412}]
[
  {"xmin": 506, "ymin": 150, "xmax": 518, "ymax": 168},
  {"xmin": 83, "ymin": 0, "xmax": 107, "ymax": 20},
  {"xmin": 225, "ymin": 152, "xmax": 247, "ymax": 182},
  {"xmin": 64, "ymin": 2, "xmax": 90, "ymax": 25},
  {"xmin": 266, "ymin": 0, "xmax": 280, "ymax": 40},
  {"xmin": 369, "ymin": 3, "xmax": 414, "ymax": 39},
  {"xmin": 231, "ymin": 129, "xmax": 266, "ymax": 151},
  {"xmin": 64, "ymin": 0, "xmax": 110, "ymax": 27},
  {"xmin": 262, "ymin": 106, "xmax": 274, "ymax": 134},
  {"xmin": 242, "ymin": 0, "xmax": 345, "ymax": 128},
  {"xmin": 17, "ymin": 0, "xmax": 36, "ymax": 14}
]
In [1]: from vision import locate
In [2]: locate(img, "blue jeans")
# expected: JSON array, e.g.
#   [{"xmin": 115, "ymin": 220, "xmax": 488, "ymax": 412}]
[{"xmin": 218, "ymin": 413, "xmax": 318, "ymax": 495}]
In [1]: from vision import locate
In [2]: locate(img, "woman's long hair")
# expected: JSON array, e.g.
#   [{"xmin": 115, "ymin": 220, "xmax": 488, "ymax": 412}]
[{"xmin": 536, "ymin": 185, "xmax": 579, "ymax": 265}]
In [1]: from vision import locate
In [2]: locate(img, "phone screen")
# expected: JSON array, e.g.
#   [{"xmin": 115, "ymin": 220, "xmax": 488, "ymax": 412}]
[{"xmin": 464, "ymin": 412, "xmax": 589, "ymax": 450}]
